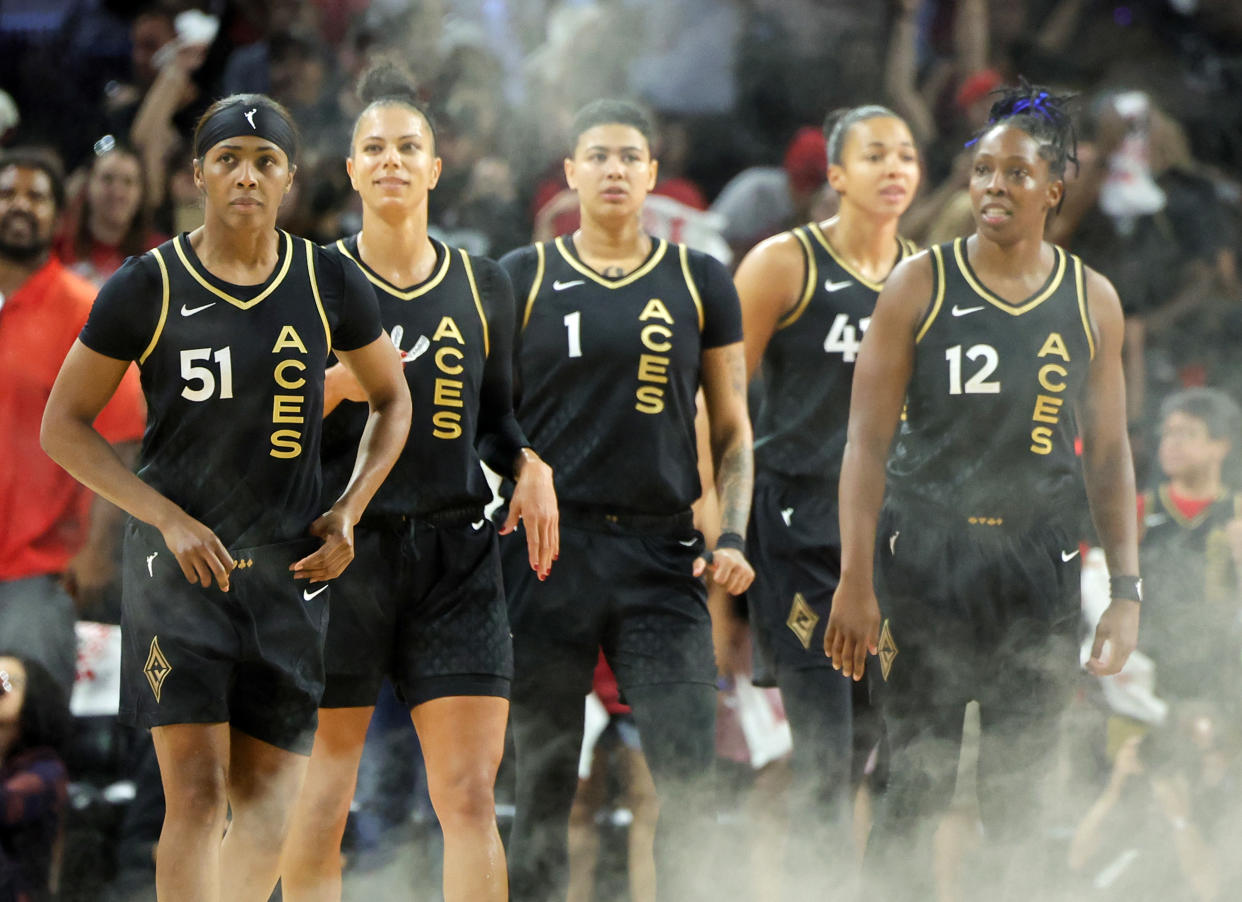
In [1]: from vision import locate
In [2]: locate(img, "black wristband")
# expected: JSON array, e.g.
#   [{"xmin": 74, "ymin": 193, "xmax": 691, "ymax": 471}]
[
  {"xmin": 715, "ymin": 531, "xmax": 745, "ymax": 552},
  {"xmin": 1109, "ymin": 575, "xmax": 1142, "ymax": 603}
]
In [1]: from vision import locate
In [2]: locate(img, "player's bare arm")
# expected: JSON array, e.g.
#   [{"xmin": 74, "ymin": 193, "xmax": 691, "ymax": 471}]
[
  {"xmin": 696, "ymin": 341, "xmax": 755, "ymax": 595},
  {"xmin": 736, "ymin": 231, "xmax": 806, "ymax": 380},
  {"xmin": 1078, "ymin": 267, "xmax": 1140, "ymax": 676},
  {"xmin": 42, "ymin": 341, "xmax": 236, "ymax": 591},
  {"xmin": 827, "ymin": 252, "xmax": 931, "ymax": 679},
  {"xmin": 292, "ymin": 334, "xmax": 411, "ymax": 582}
]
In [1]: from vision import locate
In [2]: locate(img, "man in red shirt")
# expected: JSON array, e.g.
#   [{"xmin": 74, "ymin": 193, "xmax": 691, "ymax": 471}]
[{"xmin": 0, "ymin": 148, "xmax": 145, "ymax": 692}]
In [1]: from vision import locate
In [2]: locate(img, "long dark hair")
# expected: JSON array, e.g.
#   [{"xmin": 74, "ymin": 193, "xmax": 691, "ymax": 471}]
[
  {"xmin": 2, "ymin": 653, "xmax": 72, "ymax": 760},
  {"xmin": 72, "ymin": 139, "xmax": 151, "ymax": 262}
]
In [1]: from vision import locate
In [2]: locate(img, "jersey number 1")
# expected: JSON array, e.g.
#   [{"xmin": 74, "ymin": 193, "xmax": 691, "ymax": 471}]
[
  {"xmin": 563, "ymin": 311, "xmax": 582, "ymax": 358},
  {"xmin": 181, "ymin": 347, "xmax": 234, "ymax": 401}
]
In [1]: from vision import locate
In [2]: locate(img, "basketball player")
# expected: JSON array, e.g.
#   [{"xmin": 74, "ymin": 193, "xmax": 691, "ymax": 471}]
[
  {"xmin": 826, "ymin": 82, "xmax": 1141, "ymax": 900},
  {"xmin": 500, "ymin": 98, "xmax": 754, "ymax": 902},
  {"xmin": 40, "ymin": 94, "xmax": 411, "ymax": 902},
  {"xmin": 734, "ymin": 105, "xmax": 920, "ymax": 895},
  {"xmin": 279, "ymin": 62, "xmax": 557, "ymax": 902}
]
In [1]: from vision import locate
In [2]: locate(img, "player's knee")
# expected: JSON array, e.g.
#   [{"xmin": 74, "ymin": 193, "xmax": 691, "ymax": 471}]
[
  {"xmin": 429, "ymin": 769, "xmax": 499, "ymax": 831},
  {"xmin": 164, "ymin": 767, "xmax": 229, "ymax": 829}
]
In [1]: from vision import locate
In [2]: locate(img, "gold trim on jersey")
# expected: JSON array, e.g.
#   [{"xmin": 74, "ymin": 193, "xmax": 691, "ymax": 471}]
[
  {"xmin": 522, "ymin": 242, "xmax": 546, "ymax": 330},
  {"xmin": 1158, "ymin": 483, "xmax": 1228, "ymax": 529},
  {"xmin": 915, "ymin": 245, "xmax": 947, "ymax": 343},
  {"xmin": 678, "ymin": 243, "xmax": 705, "ymax": 332},
  {"xmin": 460, "ymin": 249, "xmax": 491, "ymax": 358},
  {"xmin": 305, "ymin": 240, "xmax": 332, "ymax": 355},
  {"xmin": 898, "ymin": 236, "xmax": 919, "ymax": 257},
  {"xmin": 808, "ymin": 221, "xmax": 888, "ymax": 292},
  {"xmin": 172, "ymin": 231, "xmax": 294, "ymax": 309},
  {"xmin": 553, "ymin": 235, "xmax": 668, "ymax": 288},
  {"xmin": 776, "ymin": 227, "xmax": 817, "ymax": 330},
  {"xmin": 1074, "ymin": 255, "xmax": 1095, "ymax": 360},
  {"xmin": 140, "ymin": 248, "xmax": 172, "ymax": 365},
  {"xmin": 335, "ymin": 237, "xmax": 452, "ymax": 300},
  {"xmin": 953, "ymin": 237, "xmax": 1066, "ymax": 315}
]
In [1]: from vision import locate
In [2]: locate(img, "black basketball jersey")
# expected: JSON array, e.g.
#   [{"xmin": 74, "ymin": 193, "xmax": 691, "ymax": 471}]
[
  {"xmin": 320, "ymin": 235, "xmax": 528, "ymax": 518},
  {"xmin": 80, "ymin": 230, "xmax": 382, "ymax": 546},
  {"xmin": 887, "ymin": 238, "xmax": 1094, "ymax": 526},
  {"xmin": 755, "ymin": 222, "xmax": 917, "ymax": 487},
  {"xmin": 500, "ymin": 235, "xmax": 742, "ymax": 515}
]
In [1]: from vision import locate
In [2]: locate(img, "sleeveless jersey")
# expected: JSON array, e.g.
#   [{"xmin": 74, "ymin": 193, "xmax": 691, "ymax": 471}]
[
  {"xmin": 501, "ymin": 235, "xmax": 742, "ymax": 515},
  {"xmin": 887, "ymin": 238, "xmax": 1095, "ymax": 526},
  {"xmin": 80, "ymin": 230, "xmax": 382, "ymax": 546},
  {"xmin": 320, "ymin": 235, "xmax": 526, "ymax": 518},
  {"xmin": 754, "ymin": 222, "xmax": 917, "ymax": 487}
]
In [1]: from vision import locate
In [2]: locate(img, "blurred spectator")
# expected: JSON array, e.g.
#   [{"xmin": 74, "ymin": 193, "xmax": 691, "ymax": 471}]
[
  {"xmin": 710, "ymin": 126, "xmax": 828, "ymax": 260},
  {"xmin": 1067, "ymin": 710, "xmax": 1241, "ymax": 901},
  {"xmin": 0, "ymin": 148, "xmax": 145, "ymax": 689},
  {"xmin": 1051, "ymin": 92, "xmax": 1238, "ymax": 423},
  {"xmin": 0, "ymin": 652, "xmax": 73, "ymax": 902},
  {"xmin": 53, "ymin": 138, "xmax": 165, "ymax": 287},
  {"xmin": 1139, "ymin": 388, "xmax": 1242, "ymax": 710}
]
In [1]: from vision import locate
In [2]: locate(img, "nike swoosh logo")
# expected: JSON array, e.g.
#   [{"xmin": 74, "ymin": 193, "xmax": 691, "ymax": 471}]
[
  {"xmin": 181, "ymin": 302, "xmax": 216, "ymax": 317},
  {"xmin": 471, "ymin": 519, "xmax": 486, "ymax": 531},
  {"xmin": 146, "ymin": 552, "xmax": 158, "ymax": 578},
  {"xmin": 303, "ymin": 585, "xmax": 329, "ymax": 601},
  {"xmin": 678, "ymin": 538, "xmax": 698, "ymax": 547},
  {"xmin": 824, "ymin": 279, "xmax": 853, "ymax": 292},
  {"xmin": 889, "ymin": 531, "xmax": 900, "ymax": 555},
  {"xmin": 951, "ymin": 304, "xmax": 985, "ymax": 316},
  {"xmin": 780, "ymin": 507, "xmax": 794, "ymax": 527},
  {"xmin": 1061, "ymin": 549, "xmax": 1080, "ymax": 562},
  {"xmin": 553, "ymin": 279, "xmax": 584, "ymax": 291}
]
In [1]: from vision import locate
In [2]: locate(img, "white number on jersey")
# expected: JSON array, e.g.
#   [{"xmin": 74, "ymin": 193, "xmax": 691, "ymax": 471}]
[
  {"xmin": 945, "ymin": 344, "xmax": 1000, "ymax": 395},
  {"xmin": 823, "ymin": 313, "xmax": 871, "ymax": 362},
  {"xmin": 563, "ymin": 311, "xmax": 583, "ymax": 358},
  {"xmin": 180, "ymin": 347, "xmax": 234, "ymax": 401}
]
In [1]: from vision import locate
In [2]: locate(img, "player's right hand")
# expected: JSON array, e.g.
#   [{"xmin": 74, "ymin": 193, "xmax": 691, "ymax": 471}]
[
  {"xmin": 824, "ymin": 581, "xmax": 881, "ymax": 681},
  {"xmin": 158, "ymin": 511, "xmax": 235, "ymax": 591}
]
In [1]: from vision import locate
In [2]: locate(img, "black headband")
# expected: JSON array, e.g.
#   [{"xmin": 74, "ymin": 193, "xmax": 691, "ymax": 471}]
[{"xmin": 195, "ymin": 102, "xmax": 297, "ymax": 165}]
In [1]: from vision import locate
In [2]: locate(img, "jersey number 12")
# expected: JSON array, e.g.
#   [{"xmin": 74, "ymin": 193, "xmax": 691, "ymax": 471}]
[{"xmin": 945, "ymin": 343, "xmax": 1000, "ymax": 395}]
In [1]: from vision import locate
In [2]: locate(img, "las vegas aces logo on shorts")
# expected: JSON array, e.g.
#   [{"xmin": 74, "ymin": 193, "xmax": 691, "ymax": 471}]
[{"xmin": 144, "ymin": 636, "xmax": 172, "ymax": 702}]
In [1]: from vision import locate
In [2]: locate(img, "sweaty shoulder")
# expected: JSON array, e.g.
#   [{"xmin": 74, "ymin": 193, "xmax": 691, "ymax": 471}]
[
  {"xmin": 683, "ymin": 246, "xmax": 742, "ymax": 349},
  {"xmin": 311, "ymin": 241, "xmax": 383, "ymax": 352},
  {"xmin": 498, "ymin": 244, "xmax": 542, "ymax": 296},
  {"xmin": 733, "ymin": 229, "xmax": 807, "ymax": 310},
  {"xmin": 79, "ymin": 251, "xmax": 167, "ymax": 362}
]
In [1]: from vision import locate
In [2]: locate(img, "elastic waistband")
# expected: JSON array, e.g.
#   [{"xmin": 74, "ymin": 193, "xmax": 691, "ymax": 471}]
[
  {"xmin": 358, "ymin": 505, "xmax": 485, "ymax": 533},
  {"xmin": 559, "ymin": 503, "xmax": 694, "ymax": 535},
  {"xmin": 884, "ymin": 497, "xmax": 1070, "ymax": 534}
]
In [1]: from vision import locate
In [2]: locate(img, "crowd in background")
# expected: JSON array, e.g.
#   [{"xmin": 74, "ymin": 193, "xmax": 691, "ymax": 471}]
[{"xmin": 4, "ymin": 0, "xmax": 1242, "ymax": 899}]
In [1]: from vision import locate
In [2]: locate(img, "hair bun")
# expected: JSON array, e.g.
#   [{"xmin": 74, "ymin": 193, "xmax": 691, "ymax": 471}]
[{"xmin": 357, "ymin": 61, "xmax": 419, "ymax": 106}]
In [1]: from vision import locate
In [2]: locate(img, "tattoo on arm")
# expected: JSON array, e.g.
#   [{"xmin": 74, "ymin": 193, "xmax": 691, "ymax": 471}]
[{"xmin": 714, "ymin": 348, "xmax": 753, "ymax": 537}]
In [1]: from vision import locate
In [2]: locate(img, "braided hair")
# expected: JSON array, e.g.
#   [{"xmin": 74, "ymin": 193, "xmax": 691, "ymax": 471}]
[{"xmin": 969, "ymin": 79, "xmax": 1078, "ymax": 180}]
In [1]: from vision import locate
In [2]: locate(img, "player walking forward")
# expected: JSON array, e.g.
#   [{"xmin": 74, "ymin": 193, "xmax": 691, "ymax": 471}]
[
  {"xmin": 40, "ymin": 94, "xmax": 411, "ymax": 902},
  {"xmin": 827, "ymin": 82, "xmax": 1141, "ymax": 901},
  {"xmin": 735, "ymin": 105, "xmax": 920, "ymax": 896},
  {"xmin": 500, "ymin": 99, "xmax": 754, "ymax": 902},
  {"xmin": 278, "ymin": 63, "xmax": 556, "ymax": 902}
]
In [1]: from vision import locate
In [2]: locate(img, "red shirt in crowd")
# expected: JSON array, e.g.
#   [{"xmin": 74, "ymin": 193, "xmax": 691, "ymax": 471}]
[{"xmin": 0, "ymin": 256, "xmax": 146, "ymax": 582}]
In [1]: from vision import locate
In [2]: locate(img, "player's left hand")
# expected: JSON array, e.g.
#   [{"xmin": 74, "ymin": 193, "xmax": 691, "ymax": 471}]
[
  {"xmin": 694, "ymin": 547, "xmax": 754, "ymax": 595},
  {"xmin": 291, "ymin": 509, "xmax": 356, "ymax": 582},
  {"xmin": 502, "ymin": 450, "xmax": 559, "ymax": 581},
  {"xmin": 1086, "ymin": 598, "xmax": 1140, "ymax": 676}
]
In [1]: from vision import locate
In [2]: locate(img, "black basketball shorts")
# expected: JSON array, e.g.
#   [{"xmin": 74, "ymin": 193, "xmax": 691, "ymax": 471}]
[
  {"xmin": 320, "ymin": 514, "xmax": 512, "ymax": 709},
  {"xmin": 746, "ymin": 473, "xmax": 842, "ymax": 672},
  {"xmin": 501, "ymin": 509, "xmax": 716, "ymax": 697},
  {"xmin": 118, "ymin": 518, "xmax": 328, "ymax": 754}
]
